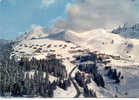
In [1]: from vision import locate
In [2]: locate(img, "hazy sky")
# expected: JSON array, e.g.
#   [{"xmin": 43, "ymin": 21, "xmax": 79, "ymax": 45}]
[
  {"xmin": 0, "ymin": 0, "xmax": 139, "ymax": 40},
  {"xmin": 0, "ymin": 0, "xmax": 73, "ymax": 39}
]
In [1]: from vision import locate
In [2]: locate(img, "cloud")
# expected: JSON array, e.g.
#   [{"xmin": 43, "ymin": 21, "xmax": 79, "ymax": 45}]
[
  {"xmin": 41, "ymin": 0, "xmax": 56, "ymax": 8},
  {"xmin": 0, "ymin": 0, "xmax": 17, "ymax": 5},
  {"xmin": 53, "ymin": 0, "xmax": 139, "ymax": 32}
]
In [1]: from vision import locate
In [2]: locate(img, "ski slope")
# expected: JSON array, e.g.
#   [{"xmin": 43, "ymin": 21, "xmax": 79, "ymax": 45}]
[{"xmin": 11, "ymin": 26, "xmax": 139, "ymax": 97}]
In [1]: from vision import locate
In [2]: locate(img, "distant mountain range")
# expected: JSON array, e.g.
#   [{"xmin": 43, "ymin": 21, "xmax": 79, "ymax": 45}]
[
  {"xmin": 0, "ymin": 39, "xmax": 10, "ymax": 46},
  {"xmin": 112, "ymin": 24, "xmax": 139, "ymax": 39}
]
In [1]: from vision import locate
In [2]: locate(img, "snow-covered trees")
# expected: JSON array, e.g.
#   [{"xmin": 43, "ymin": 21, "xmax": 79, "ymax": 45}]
[
  {"xmin": 83, "ymin": 85, "xmax": 96, "ymax": 97},
  {"xmin": 75, "ymin": 71, "xmax": 85, "ymax": 87},
  {"xmin": 19, "ymin": 56, "xmax": 67, "ymax": 79},
  {"xmin": 105, "ymin": 66, "xmax": 122, "ymax": 83},
  {"xmin": 93, "ymin": 73, "xmax": 105, "ymax": 88},
  {"xmin": 0, "ymin": 56, "xmax": 56, "ymax": 97},
  {"xmin": 0, "ymin": 44, "xmax": 68, "ymax": 97},
  {"xmin": 57, "ymin": 79, "xmax": 71, "ymax": 90},
  {"xmin": 77, "ymin": 63, "xmax": 105, "ymax": 88},
  {"xmin": 75, "ymin": 54, "xmax": 97, "ymax": 62}
]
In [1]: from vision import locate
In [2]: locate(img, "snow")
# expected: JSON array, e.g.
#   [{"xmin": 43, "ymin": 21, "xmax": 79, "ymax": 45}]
[
  {"xmin": 11, "ymin": 38, "xmax": 84, "ymax": 74},
  {"xmin": 54, "ymin": 84, "xmax": 76, "ymax": 98},
  {"xmin": 42, "ymin": 28, "xmax": 139, "ymax": 65},
  {"xmin": 11, "ymin": 26, "xmax": 139, "ymax": 97},
  {"xmin": 14, "ymin": 26, "xmax": 48, "ymax": 41},
  {"xmin": 13, "ymin": 27, "xmax": 139, "ymax": 64},
  {"xmin": 112, "ymin": 24, "xmax": 139, "ymax": 39}
]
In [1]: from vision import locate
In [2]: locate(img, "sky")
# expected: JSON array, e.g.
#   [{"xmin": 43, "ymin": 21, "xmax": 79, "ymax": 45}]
[
  {"xmin": 0, "ymin": 0, "xmax": 73, "ymax": 39},
  {"xmin": 0, "ymin": 0, "xmax": 139, "ymax": 40}
]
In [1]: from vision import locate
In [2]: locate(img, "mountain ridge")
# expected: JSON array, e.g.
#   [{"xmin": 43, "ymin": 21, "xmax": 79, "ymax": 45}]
[{"xmin": 9, "ymin": 24, "xmax": 139, "ymax": 97}]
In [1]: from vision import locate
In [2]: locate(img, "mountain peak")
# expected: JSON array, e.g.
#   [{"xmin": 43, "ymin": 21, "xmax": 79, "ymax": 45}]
[
  {"xmin": 14, "ymin": 26, "xmax": 48, "ymax": 41},
  {"xmin": 112, "ymin": 24, "xmax": 139, "ymax": 39}
]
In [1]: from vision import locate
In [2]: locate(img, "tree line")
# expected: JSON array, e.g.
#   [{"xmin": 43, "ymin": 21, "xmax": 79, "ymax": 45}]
[{"xmin": 0, "ymin": 42, "xmax": 70, "ymax": 97}]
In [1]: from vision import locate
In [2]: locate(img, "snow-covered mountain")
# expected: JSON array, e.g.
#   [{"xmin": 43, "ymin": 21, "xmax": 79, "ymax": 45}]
[
  {"xmin": 45, "ymin": 28, "xmax": 139, "ymax": 64},
  {"xmin": 15, "ymin": 26, "xmax": 48, "ymax": 41},
  {"xmin": 112, "ymin": 24, "xmax": 139, "ymax": 39},
  {"xmin": 46, "ymin": 30, "xmax": 83, "ymax": 43},
  {"xmin": 10, "ymin": 26, "xmax": 139, "ymax": 98}
]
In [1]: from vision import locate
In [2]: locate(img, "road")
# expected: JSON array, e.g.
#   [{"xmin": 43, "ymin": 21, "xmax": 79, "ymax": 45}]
[{"xmin": 69, "ymin": 66, "xmax": 81, "ymax": 98}]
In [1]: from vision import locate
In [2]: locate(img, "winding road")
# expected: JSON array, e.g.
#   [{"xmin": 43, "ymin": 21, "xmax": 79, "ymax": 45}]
[{"xmin": 69, "ymin": 66, "xmax": 81, "ymax": 98}]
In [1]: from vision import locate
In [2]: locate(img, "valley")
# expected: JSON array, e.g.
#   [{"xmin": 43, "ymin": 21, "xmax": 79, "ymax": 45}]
[{"xmin": 1, "ymin": 24, "xmax": 139, "ymax": 98}]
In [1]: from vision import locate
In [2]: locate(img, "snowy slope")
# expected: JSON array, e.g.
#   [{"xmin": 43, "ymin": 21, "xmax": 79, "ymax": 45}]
[
  {"xmin": 11, "ymin": 26, "xmax": 139, "ymax": 98},
  {"xmin": 46, "ymin": 30, "xmax": 83, "ymax": 43},
  {"xmin": 46, "ymin": 28, "xmax": 139, "ymax": 64},
  {"xmin": 112, "ymin": 24, "xmax": 139, "ymax": 39},
  {"xmin": 15, "ymin": 26, "xmax": 48, "ymax": 41},
  {"xmin": 11, "ymin": 38, "xmax": 85, "ymax": 74}
]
